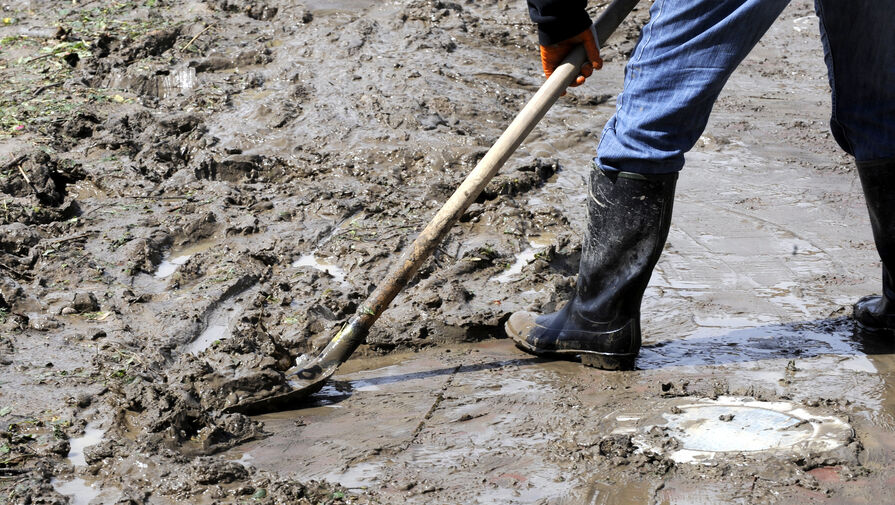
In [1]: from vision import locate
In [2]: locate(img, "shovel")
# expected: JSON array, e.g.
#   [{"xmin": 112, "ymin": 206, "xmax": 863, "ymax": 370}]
[{"xmin": 231, "ymin": 0, "xmax": 642, "ymax": 414}]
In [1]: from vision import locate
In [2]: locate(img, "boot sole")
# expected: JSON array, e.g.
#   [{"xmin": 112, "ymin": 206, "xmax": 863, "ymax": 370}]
[
  {"xmin": 855, "ymin": 320, "xmax": 895, "ymax": 338},
  {"xmin": 510, "ymin": 337, "xmax": 636, "ymax": 371}
]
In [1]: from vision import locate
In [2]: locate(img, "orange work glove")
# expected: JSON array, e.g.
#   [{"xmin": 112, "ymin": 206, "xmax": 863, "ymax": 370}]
[{"xmin": 539, "ymin": 24, "xmax": 603, "ymax": 90}]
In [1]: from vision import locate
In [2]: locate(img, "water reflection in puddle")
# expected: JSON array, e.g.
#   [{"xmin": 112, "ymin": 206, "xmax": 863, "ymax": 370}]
[
  {"xmin": 186, "ymin": 322, "xmax": 230, "ymax": 355},
  {"xmin": 625, "ymin": 397, "xmax": 853, "ymax": 464},
  {"xmin": 52, "ymin": 478, "xmax": 102, "ymax": 505},
  {"xmin": 159, "ymin": 67, "xmax": 198, "ymax": 98},
  {"xmin": 67, "ymin": 423, "xmax": 105, "ymax": 467},
  {"xmin": 155, "ymin": 254, "xmax": 191, "ymax": 278},
  {"xmin": 107, "ymin": 66, "xmax": 197, "ymax": 99},
  {"xmin": 302, "ymin": 0, "xmax": 378, "ymax": 13},
  {"xmin": 154, "ymin": 239, "xmax": 218, "ymax": 279},
  {"xmin": 292, "ymin": 254, "xmax": 349, "ymax": 287},
  {"xmin": 71, "ymin": 180, "xmax": 108, "ymax": 200},
  {"xmin": 53, "ymin": 423, "xmax": 115, "ymax": 505},
  {"xmin": 639, "ymin": 318, "xmax": 861, "ymax": 369}
]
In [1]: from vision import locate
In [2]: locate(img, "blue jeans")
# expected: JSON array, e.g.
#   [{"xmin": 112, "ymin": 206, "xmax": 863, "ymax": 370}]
[{"xmin": 596, "ymin": 0, "xmax": 895, "ymax": 174}]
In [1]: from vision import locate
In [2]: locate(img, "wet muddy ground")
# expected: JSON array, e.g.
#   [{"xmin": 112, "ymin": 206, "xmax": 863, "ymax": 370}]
[{"xmin": 1, "ymin": 0, "xmax": 893, "ymax": 503}]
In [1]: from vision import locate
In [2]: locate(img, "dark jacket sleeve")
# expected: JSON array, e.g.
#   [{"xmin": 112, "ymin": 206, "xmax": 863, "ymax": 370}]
[{"xmin": 527, "ymin": 0, "xmax": 593, "ymax": 46}]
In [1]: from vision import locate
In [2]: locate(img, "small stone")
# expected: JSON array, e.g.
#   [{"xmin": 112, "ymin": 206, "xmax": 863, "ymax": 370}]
[
  {"xmin": 84, "ymin": 440, "xmax": 115, "ymax": 465},
  {"xmin": 47, "ymin": 438, "xmax": 70, "ymax": 456},
  {"xmin": 719, "ymin": 413, "xmax": 735, "ymax": 422},
  {"xmin": 76, "ymin": 393, "xmax": 92, "ymax": 408},
  {"xmin": 72, "ymin": 292, "xmax": 99, "ymax": 313},
  {"xmin": 29, "ymin": 315, "xmax": 61, "ymax": 331}
]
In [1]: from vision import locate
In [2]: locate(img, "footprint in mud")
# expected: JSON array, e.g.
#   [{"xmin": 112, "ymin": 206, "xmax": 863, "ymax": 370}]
[
  {"xmin": 153, "ymin": 239, "xmax": 219, "ymax": 280},
  {"xmin": 185, "ymin": 288, "xmax": 258, "ymax": 355}
]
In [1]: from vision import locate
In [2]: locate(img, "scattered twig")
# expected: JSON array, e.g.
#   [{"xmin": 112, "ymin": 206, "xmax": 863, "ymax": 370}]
[
  {"xmin": 0, "ymin": 261, "xmax": 21, "ymax": 275},
  {"xmin": 2, "ymin": 154, "xmax": 27, "ymax": 171},
  {"xmin": 25, "ymin": 52, "xmax": 56, "ymax": 64},
  {"xmin": 16, "ymin": 165, "xmax": 40, "ymax": 196},
  {"xmin": 181, "ymin": 23, "xmax": 215, "ymax": 52},
  {"xmin": 17, "ymin": 166, "xmax": 31, "ymax": 185},
  {"xmin": 47, "ymin": 232, "xmax": 92, "ymax": 245},
  {"xmin": 0, "ymin": 467, "xmax": 32, "ymax": 477},
  {"xmin": 32, "ymin": 81, "xmax": 64, "ymax": 97},
  {"xmin": 0, "ymin": 263, "xmax": 31, "ymax": 281}
]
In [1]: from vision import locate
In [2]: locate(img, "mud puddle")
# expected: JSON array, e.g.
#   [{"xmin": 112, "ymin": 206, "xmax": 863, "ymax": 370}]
[
  {"xmin": 289, "ymin": 215, "xmax": 362, "ymax": 289},
  {"xmin": 52, "ymin": 478, "xmax": 103, "ymax": 505},
  {"xmin": 51, "ymin": 477, "xmax": 125, "ymax": 505},
  {"xmin": 106, "ymin": 66, "xmax": 198, "ymax": 99},
  {"xmin": 66, "ymin": 422, "xmax": 106, "ymax": 467},
  {"xmin": 155, "ymin": 238, "xmax": 219, "ymax": 279},
  {"xmin": 226, "ymin": 323, "xmax": 895, "ymax": 503},
  {"xmin": 302, "ymin": 0, "xmax": 378, "ymax": 13},
  {"xmin": 52, "ymin": 422, "xmax": 122, "ymax": 505},
  {"xmin": 493, "ymin": 234, "xmax": 555, "ymax": 284},
  {"xmin": 227, "ymin": 341, "xmax": 575, "ymax": 502},
  {"xmin": 627, "ymin": 397, "xmax": 853, "ymax": 464},
  {"xmin": 292, "ymin": 254, "xmax": 349, "ymax": 288}
]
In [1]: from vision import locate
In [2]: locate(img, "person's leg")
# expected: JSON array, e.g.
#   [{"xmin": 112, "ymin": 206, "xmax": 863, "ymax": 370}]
[
  {"xmin": 815, "ymin": 0, "xmax": 895, "ymax": 336},
  {"xmin": 507, "ymin": 0, "xmax": 791, "ymax": 369},
  {"xmin": 596, "ymin": 0, "xmax": 791, "ymax": 175}
]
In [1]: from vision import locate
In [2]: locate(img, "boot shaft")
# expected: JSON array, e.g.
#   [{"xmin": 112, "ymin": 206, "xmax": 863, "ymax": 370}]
[
  {"xmin": 856, "ymin": 158, "xmax": 895, "ymax": 301},
  {"xmin": 574, "ymin": 168, "xmax": 678, "ymax": 324}
]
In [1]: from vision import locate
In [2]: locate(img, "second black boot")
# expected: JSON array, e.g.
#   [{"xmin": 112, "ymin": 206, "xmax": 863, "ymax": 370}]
[
  {"xmin": 506, "ymin": 167, "xmax": 677, "ymax": 370},
  {"xmin": 854, "ymin": 158, "xmax": 895, "ymax": 337}
]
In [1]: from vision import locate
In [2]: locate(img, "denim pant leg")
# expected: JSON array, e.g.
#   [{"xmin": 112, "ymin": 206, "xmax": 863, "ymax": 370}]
[
  {"xmin": 596, "ymin": 0, "xmax": 790, "ymax": 175},
  {"xmin": 815, "ymin": 0, "xmax": 895, "ymax": 164}
]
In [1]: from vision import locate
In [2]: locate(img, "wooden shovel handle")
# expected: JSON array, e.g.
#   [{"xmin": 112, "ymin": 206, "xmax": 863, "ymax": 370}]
[{"xmin": 358, "ymin": 0, "xmax": 641, "ymax": 327}]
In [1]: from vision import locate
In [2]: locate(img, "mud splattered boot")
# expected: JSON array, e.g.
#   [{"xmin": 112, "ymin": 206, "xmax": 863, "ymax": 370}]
[
  {"xmin": 854, "ymin": 159, "xmax": 895, "ymax": 337},
  {"xmin": 505, "ymin": 168, "xmax": 677, "ymax": 370}
]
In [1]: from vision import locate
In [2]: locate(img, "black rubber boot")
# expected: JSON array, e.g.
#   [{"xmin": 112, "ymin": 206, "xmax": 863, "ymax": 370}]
[
  {"xmin": 853, "ymin": 158, "xmax": 895, "ymax": 337},
  {"xmin": 506, "ymin": 168, "xmax": 677, "ymax": 370}
]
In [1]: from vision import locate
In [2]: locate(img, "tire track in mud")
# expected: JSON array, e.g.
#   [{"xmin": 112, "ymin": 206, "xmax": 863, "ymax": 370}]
[
  {"xmin": 392, "ymin": 364, "xmax": 462, "ymax": 457},
  {"xmin": 336, "ymin": 363, "xmax": 464, "ymax": 474}
]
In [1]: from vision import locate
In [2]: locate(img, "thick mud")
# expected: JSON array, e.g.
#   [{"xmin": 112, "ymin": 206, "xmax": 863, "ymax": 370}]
[{"xmin": 1, "ymin": 0, "xmax": 892, "ymax": 503}]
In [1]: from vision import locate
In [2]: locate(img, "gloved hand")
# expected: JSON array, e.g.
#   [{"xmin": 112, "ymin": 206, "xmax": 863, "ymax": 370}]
[{"xmin": 539, "ymin": 24, "xmax": 603, "ymax": 90}]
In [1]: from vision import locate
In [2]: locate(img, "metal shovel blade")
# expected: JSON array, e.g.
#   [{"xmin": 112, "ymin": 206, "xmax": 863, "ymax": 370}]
[{"xmin": 224, "ymin": 321, "xmax": 366, "ymax": 415}]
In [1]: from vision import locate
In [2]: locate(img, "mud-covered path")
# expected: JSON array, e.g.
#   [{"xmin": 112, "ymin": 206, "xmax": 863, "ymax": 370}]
[
  {"xmin": 234, "ymin": 336, "xmax": 895, "ymax": 504},
  {"xmin": 1, "ymin": 0, "xmax": 893, "ymax": 503}
]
